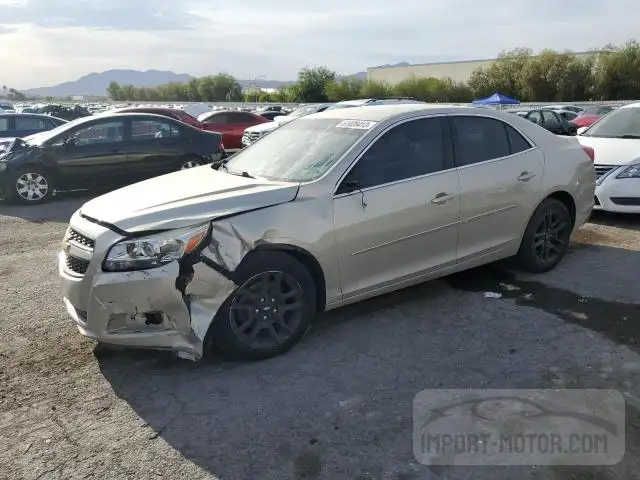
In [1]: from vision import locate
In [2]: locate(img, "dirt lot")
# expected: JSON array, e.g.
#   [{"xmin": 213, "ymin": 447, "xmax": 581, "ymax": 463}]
[{"xmin": 1, "ymin": 196, "xmax": 640, "ymax": 480}]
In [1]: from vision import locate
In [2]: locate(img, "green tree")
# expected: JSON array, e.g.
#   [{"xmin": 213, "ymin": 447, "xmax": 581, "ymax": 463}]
[
  {"xmin": 468, "ymin": 48, "xmax": 533, "ymax": 99},
  {"xmin": 273, "ymin": 84, "xmax": 300, "ymax": 103},
  {"xmin": 106, "ymin": 81, "xmax": 122, "ymax": 100},
  {"xmin": 325, "ymin": 78, "xmax": 365, "ymax": 101},
  {"xmin": 359, "ymin": 80, "xmax": 393, "ymax": 98},
  {"xmin": 296, "ymin": 66, "xmax": 336, "ymax": 102},
  {"xmin": 592, "ymin": 40, "xmax": 640, "ymax": 100},
  {"xmin": 391, "ymin": 76, "xmax": 472, "ymax": 102}
]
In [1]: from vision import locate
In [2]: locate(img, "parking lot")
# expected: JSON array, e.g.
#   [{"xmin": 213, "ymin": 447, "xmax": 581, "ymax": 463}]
[{"xmin": 1, "ymin": 196, "xmax": 640, "ymax": 480}]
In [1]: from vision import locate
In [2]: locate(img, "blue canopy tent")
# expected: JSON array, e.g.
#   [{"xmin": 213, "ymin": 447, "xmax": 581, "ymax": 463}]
[{"xmin": 472, "ymin": 92, "xmax": 520, "ymax": 106}]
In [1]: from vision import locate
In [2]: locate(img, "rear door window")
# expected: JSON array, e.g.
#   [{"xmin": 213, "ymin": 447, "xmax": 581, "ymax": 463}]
[
  {"xmin": 450, "ymin": 116, "xmax": 511, "ymax": 166},
  {"xmin": 131, "ymin": 120, "xmax": 181, "ymax": 140}
]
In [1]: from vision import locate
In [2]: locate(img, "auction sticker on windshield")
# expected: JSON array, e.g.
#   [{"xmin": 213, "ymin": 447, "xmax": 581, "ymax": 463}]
[{"xmin": 336, "ymin": 120, "xmax": 377, "ymax": 129}]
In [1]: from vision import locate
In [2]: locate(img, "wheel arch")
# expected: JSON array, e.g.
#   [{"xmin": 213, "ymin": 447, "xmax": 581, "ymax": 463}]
[
  {"xmin": 9, "ymin": 160, "xmax": 58, "ymax": 185},
  {"xmin": 519, "ymin": 189, "xmax": 577, "ymax": 242},
  {"xmin": 249, "ymin": 243, "xmax": 327, "ymax": 313}
]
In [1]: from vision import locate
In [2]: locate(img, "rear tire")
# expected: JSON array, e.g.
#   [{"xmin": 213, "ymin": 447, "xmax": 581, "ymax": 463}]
[
  {"xmin": 8, "ymin": 168, "xmax": 53, "ymax": 205},
  {"xmin": 207, "ymin": 251, "xmax": 317, "ymax": 360},
  {"xmin": 516, "ymin": 198, "xmax": 572, "ymax": 273}
]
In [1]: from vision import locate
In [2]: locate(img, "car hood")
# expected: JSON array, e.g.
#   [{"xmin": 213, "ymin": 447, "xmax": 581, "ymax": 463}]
[
  {"xmin": 245, "ymin": 121, "xmax": 280, "ymax": 134},
  {"xmin": 577, "ymin": 136, "xmax": 640, "ymax": 166},
  {"xmin": 79, "ymin": 165, "xmax": 299, "ymax": 233}
]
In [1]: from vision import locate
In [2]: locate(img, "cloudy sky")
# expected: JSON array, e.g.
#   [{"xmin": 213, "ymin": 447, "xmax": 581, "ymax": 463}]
[{"xmin": 0, "ymin": 0, "xmax": 636, "ymax": 89}]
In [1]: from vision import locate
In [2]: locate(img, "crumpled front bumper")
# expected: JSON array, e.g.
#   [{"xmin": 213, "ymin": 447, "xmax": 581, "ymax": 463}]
[{"xmin": 59, "ymin": 211, "xmax": 237, "ymax": 360}]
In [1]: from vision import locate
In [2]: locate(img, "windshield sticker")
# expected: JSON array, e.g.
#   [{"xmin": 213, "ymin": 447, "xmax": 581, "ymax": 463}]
[{"xmin": 336, "ymin": 120, "xmax": 377, "ymax": 130}]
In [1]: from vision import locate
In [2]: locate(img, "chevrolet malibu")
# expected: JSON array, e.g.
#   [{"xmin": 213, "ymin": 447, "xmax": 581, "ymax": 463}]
[{"xmin": 59, "ymin": 105, "xmax": 595, "ymax": 361}]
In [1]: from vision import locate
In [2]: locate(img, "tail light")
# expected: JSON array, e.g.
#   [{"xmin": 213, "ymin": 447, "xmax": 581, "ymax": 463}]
[{"xmin": 582, "ymin": 146, "xmax": 595, "ymax": 161}]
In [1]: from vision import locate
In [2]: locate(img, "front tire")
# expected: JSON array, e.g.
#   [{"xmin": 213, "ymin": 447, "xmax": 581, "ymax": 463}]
[
  {"xmin": 516, "ymin": 198, "xmax": 572, "ymax": 273},
  {"xmin": 9, "ymin": 168, "xmax": 52, "ymax": 205},
  {"xmin": 208, "ymin": 251, "xmax": 317, "ymax": 360}
]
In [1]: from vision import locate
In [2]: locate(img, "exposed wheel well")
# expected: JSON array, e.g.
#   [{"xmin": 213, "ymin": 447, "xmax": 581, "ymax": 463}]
[
  {"xmin": 253, "ymin": 244, "xmax": 327, "ymax": 312},
  {"xmin": 546, "ymin": 191, "xmax": 576, "ymax": 228}
]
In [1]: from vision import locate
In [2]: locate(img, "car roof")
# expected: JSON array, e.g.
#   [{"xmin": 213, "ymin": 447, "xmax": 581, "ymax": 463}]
[
  {"xmin": 620, "ymin": 102, "xmax": 640, "ymax": 109},
  {"xmin": 113, "ymin": 106, "xmax": 178, "ymax": 113},
  {"xmin": 0, "ymin": 112, "xmax": 51, "ymax": 117},
  {"xmin": 310, "ymin": 103, "xmax": 467, "ymax": 122}
]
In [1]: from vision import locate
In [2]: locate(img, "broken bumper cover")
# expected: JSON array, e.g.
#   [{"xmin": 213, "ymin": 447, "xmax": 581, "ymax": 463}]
[{"xmin": 59, "ymin": 226, "xmax": 236, "ymax": 361}]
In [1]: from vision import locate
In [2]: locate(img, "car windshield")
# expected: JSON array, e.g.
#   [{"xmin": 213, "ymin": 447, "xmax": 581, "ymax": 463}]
[
  {"xmin": 223, "ymin": 117, "xmax": 370, "ymax": 182},
  {"xmin": 583, "ymin": 108, "xmax": 640, "ymax": 138}
]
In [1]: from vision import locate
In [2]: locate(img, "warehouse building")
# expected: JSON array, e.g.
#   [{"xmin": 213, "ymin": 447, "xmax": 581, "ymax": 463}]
[{"xmin": 367, "ymin": 51, "xmax": 596, "ymax": 85}]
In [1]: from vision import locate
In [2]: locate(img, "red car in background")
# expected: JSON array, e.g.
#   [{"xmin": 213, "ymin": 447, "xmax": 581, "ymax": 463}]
[
  {"xmin": 113, "ymin": 107, "xmax": 204, "ymax": 129},
  {"xmin": 197, "ymin": 110, "xmax": 269, "ymax": 152},
  {"xmin": 574, "ymin": 105, "xmax": 617, "ymax": 128}
]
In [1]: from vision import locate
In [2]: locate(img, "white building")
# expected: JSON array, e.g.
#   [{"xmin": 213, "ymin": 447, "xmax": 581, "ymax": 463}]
[{"xmin": 367, "ymin": 52, "xmax": 597, "ymax": 85}]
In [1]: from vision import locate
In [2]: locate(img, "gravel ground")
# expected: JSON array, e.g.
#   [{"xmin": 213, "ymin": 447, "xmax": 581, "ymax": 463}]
[{"xmin": 1, "ymin": 197, "xmax": 640, "ymax": 480}]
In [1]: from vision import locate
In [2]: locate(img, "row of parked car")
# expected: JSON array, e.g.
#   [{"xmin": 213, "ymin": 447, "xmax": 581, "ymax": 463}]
[
  {"xmin": 1, "ymin": 99, "xmax": 638, "ymax": 216},
  {"xmin": 509, "ymin": 104, "xmax": 618, "ymax": 135}
]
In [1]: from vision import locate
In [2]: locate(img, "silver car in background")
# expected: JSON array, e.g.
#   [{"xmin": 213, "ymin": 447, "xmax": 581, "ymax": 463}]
[{"xmin": 59, "ymin": 105, "xmax": 595, "ymax": 361}]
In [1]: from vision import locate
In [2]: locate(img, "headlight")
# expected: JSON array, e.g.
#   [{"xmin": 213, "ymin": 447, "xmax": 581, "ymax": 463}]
[
  {"xmin": 103, "ymin": 224, "xmax": 209, "ymax": 271},
  {"xmin": 616, "ymin": 164, "xmax": 640, "ymax": 179}
]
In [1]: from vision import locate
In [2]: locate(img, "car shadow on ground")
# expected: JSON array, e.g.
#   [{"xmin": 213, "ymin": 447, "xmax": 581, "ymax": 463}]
[
  {"xmin": 97, "ymin": 241, "xmax": 640, "ymax": 479},
  {"xmin": 0, "ymin": 192, "xmax": 94, "ymax": 223}
]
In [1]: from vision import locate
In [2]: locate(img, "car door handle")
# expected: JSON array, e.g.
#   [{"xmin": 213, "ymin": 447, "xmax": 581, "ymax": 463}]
[
  {"xmin": 431, "ymin": 192, "xmax": 455, "ymax": 204},
  {"xmin": 517, "ymin": 171, "xmax": 536, "ymax": 182}
]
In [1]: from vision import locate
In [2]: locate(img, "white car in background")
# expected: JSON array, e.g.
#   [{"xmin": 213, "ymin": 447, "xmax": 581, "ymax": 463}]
[
  {"xmin": 577, "ymin": 102, "xmax": 640, "ymax": 213},
  {"xmin": 241, "ymin": 104, "xmax": 331, "ymax": 147}
]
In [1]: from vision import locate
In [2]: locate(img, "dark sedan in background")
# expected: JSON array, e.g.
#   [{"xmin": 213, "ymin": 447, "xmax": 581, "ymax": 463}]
[
  {"xmin": 522, "ymin": 109, "xmax": 578, "ymax": 135},
  {"xmin": 0, "ymin": 113, "xmax": 67, "ymax": 139},
  {"xmin": 0, "ymin": 113, "xmax": 226, "ymax": 204}
]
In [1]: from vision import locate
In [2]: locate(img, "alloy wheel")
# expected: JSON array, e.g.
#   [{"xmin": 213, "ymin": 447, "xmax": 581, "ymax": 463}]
[
  {"xmin": 532, "ymin": 208, "xmax": 570, "ymax": 264},
  {"xmin": 228, "ymin": 271, "xmax": 305, "ymax": 349},
  {"xmin": 16, "ymin": 173, "xmax": 49, "ymax": 201}
]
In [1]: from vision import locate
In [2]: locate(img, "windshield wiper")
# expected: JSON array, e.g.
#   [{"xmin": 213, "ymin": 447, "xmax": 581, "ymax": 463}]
[{"xmin": 617, "ymin": 134, "xmax": 640, "ymax": 139}]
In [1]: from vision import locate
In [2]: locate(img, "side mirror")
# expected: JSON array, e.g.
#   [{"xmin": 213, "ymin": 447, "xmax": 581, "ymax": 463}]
[
  {"xmin": 64, "ymin": 137, "xmax": 76, "ymax": 148},
  {"xmin": 577, "ymin": 127, "xmax": 588, "ymax": 135},
  {"xmin": 339, "ymin": 179, "xmax": 361, "ymax": 194}
]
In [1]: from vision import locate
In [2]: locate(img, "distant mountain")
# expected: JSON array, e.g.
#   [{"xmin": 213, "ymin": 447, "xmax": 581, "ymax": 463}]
[
  {"xmin": 24, "ymin": 69, "xmax": 196, "ymax": 97},
  {"xmin": 373, "ymin": 61, "xmax": 412, "ymax": 68},
  {"xmin": 23, "ymin": 64, "xmax": 411, "ymax": 98}
]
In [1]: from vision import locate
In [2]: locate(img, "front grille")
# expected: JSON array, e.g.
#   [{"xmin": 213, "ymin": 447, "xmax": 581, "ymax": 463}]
[
  {"xmin": 242, "ymin": 131, "xmax": 261, "ymax": 145},
  {"xmin": 65, "ymin": 254, "xmax": 90, "ymax": 275},
  {"xmin": 67, "ymin": 228, "xmax": 95, "ymax": 250},
  {"xmin": 594, "ymin": 164, "xmax": 617, "ymax": 180}
]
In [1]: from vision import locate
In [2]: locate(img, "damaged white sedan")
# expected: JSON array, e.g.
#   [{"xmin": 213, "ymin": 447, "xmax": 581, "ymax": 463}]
[{"xmin": 59, "ymin": 104, "xmax": 595, "ymax": 360}]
